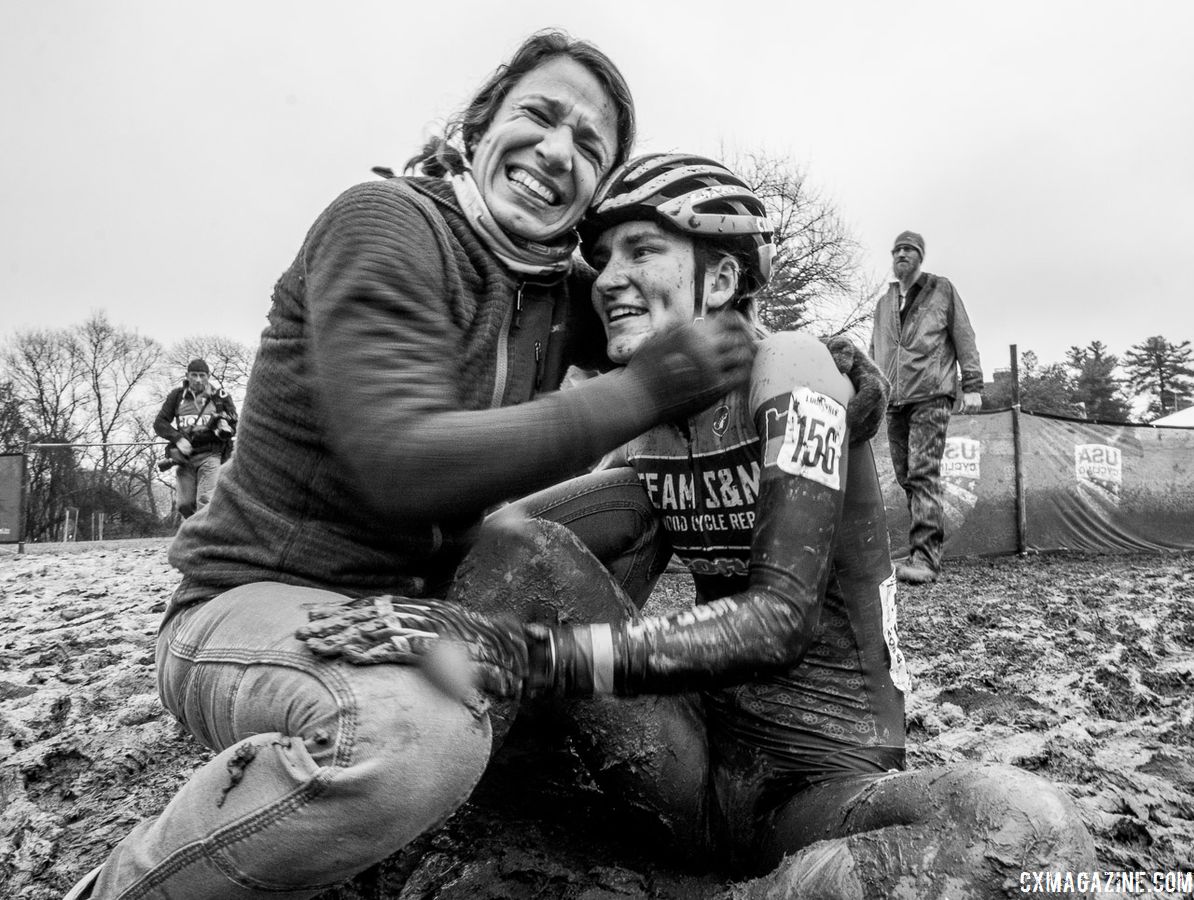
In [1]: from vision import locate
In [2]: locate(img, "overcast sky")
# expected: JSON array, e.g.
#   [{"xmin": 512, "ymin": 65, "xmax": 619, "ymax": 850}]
[{"xmin": 2, "ymin": 0, "xmax": 1191, "ymax": 378}]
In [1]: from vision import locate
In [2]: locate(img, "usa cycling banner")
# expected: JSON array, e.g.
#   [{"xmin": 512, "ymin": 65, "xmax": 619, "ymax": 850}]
[{"xmin": 873, "ymin": 411, "xmax": 1194, "ymax": 557}]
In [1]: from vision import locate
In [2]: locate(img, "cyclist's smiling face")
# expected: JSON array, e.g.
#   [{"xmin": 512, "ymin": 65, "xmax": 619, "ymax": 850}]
[
  {"xmin": 589, "ymin": 221, "xmax": 701, "ymax": 364},
  {"xmin": 470, "ymin": 56, "xmax": 618, "ymax": 243}
]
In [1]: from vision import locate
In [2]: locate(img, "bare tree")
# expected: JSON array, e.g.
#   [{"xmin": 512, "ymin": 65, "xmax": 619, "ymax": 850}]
[
  {"xmin": 0, "ymin": 380, "xmax": 33, "ymax": 452},
  {"xmin": 1, "ymin": 328, "xmax": 88, "ymax": 539},
  {"xmin": 2, "ymin": 317, "xmax": 169, "ymax": 539},
  {"xmin": 74, "ymin": 312, "xmax": 163, "ymax": 473},
  {"xmin": 169, "ymin": 335, "xmax": 256, "ymax": 399},
  {"xmin": 2, "ymin": 328, "xmax": 89, "ymax": 445},
  {"xmin": 813, "ymin": 271, "xmax": 888, "ymax": 346},
  {"xmin": 121, "ymin": 416, "xmax": 176, "ymax": 521},
  {"xmin": 722, "ymin": 151, "xmax": 866, "ymax": 336}
]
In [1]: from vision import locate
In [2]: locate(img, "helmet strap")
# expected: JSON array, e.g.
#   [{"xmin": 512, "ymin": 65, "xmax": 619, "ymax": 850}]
[{"xmin": 692, "ymin": 250, "xmax": 708, "ymax": 323}]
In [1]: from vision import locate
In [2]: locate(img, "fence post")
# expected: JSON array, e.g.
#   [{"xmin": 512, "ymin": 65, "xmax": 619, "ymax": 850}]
[
  {"xmin": 62, "ymin": 507, "xmax": 79, "ymax": 542},
  {"xmin": 19, "ymin": 451, "xmax": 27, "ymax": 553},
  {"xmin": 1010, "ymin": 345, "xmax": 1028, "ymax": 556}
]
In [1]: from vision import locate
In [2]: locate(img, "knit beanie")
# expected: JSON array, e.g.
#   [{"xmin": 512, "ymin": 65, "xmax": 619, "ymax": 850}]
[
  {"xmin": 891, "ymin": 230, "xmax": 925, "ymax": 259},
  {"xmin": 186, "ymin": 358, "xmax": 210, "ymax": 374}
]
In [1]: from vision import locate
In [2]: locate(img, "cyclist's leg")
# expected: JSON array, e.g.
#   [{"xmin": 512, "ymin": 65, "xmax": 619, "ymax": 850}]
[
  {"xmin": 567, "ymin": 691, "xmax": 713, "ymax": 859},
  {"xmin": 738, "ymin": 762, "xmax": 1096, "ymax": 900},
  {"xmin": 494, "ymin": 467, "xmax": 671, "ymax": 610},
  {"xmin": 448, "ymin": 513, "xmax": 713, "ymax": 857}
]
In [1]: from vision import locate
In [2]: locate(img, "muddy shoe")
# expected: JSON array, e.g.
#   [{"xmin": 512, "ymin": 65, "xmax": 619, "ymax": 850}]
[
  {"xmin": 895, "ymin": 561, "xmax": 938, "ymax": 584},
  {"xmin": 63, "ymin": 865, "xmax": 102, "ymax": 900}
]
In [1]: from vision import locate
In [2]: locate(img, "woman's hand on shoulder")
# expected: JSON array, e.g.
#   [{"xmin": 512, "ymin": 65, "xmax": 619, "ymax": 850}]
[{"xmin": 626, "ymin": 316, "xmax": 757, "ymax": 420}]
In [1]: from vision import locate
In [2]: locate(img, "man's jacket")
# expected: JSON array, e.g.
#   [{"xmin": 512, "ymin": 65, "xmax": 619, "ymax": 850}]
[
  {"xmin": 869, "ymin": 272, "xmax": 983, "ymax": 406},
  {"xmin": 153, "ymin": 382, "xmax": 238, "ymax": 456}
]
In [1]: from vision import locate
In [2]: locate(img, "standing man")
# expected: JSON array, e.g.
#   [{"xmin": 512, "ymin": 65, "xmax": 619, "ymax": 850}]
[
  {"xmin": 153, "ymin": 358, "xmax": 237, "ymax": 519},
  {"xmin": 870, "ymin": 231, "xmax": 983, "ymax": 584}
]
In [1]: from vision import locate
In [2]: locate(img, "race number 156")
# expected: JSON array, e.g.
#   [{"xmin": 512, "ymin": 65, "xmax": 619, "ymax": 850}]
[{"xmin": 777, "ymin": 387, "xmax": 845, "ymax": 491}]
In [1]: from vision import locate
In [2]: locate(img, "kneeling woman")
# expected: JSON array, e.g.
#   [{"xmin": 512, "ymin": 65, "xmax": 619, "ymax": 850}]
[{"xmin": 303, "ymin": 154, "xmax": 1097, "ymax": 899}]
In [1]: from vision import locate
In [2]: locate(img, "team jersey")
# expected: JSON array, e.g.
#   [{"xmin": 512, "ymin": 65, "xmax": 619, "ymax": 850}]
[{"xmin": 611, "ymin": 332, "xmax": 907, "ymax": 777}]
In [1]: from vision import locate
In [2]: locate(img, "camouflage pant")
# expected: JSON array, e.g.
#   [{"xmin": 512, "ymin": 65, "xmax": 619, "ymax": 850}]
[{"xmin": 886, "ymin": 397, "xmax": 953, "ymax": 571}]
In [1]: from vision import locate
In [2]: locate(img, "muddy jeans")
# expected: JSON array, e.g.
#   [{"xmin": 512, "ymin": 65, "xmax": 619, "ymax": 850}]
[
  {"xmin": 88, "ymin": 584, "xmax": 493, "ymax": 899},
  {"xmin": 885, "ymin": 397, "xmax": 952, "ymax": 571},
  {"xmin": 175, "ymin": 452, "xmax": 222, "ymax": 519},
  {"xmin": 84, "ymin": 468, "xmax": 661, "ymax": 899}
]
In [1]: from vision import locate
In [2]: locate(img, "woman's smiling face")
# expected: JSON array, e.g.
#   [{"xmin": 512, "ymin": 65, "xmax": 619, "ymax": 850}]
[
  {"xmin": 470, "ymin": 55, "xmax": 618, "ymax": 243},
  {"xmin": 589, "ymin": 220, "xmax": 701, "ymax": 364}
]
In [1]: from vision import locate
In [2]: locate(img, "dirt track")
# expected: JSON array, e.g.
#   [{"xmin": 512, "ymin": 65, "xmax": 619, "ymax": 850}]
[{"xmin": 1, "ymin": 543, "xmax": 1191, "ymax": 898}]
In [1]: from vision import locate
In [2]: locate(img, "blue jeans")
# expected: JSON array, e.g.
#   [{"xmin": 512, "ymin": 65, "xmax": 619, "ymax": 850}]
[
  {"xmin": 86, "ymin": 468, "xmax": 660, "ymax": 899},
  {"xmin": 175, "ymin": 452, "xmax": 222, "ymax": 519},
  {"xmin": 89, "ymin": 584, "xmax": 492, "ymax": 899}
]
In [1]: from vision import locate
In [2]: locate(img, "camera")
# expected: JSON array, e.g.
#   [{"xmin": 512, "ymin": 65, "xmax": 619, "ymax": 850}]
[{"xmin": 214, "ymin": 416, "xmax": 234, "ymax": 440}]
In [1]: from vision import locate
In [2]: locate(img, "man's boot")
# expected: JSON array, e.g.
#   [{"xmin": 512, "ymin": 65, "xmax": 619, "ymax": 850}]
[{"xmin": 895, "ymin": 558, "xmax": 937, "ymax": 584}]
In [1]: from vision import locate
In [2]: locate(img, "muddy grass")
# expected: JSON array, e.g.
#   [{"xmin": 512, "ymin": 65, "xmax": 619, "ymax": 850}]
[{"xmin": 1, "ymin": 543, "xmax": 1191, "ymax": 898}]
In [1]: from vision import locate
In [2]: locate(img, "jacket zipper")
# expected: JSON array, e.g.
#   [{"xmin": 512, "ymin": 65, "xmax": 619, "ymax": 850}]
[
  {"xmin": 490, "ymin": 281, "xmax": 523, "ymax": 409},
  {"xmin": 892, "ymin": 294, "xmax": 905, "ymax": 405}
]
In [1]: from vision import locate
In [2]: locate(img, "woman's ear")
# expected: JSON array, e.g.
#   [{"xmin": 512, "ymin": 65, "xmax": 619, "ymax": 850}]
[{"xmin": 703, "ymin": 254, "xmax": 741, "ymax": 313}]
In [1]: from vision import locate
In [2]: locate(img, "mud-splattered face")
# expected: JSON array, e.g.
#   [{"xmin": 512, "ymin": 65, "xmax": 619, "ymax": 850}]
[
  {"xmin": 470, "ymin": 56, "xmax": 618, "ymax": 243},
  {"xmin": 589, "ymin": 220, "xmax": 701, "ymax": 364}
]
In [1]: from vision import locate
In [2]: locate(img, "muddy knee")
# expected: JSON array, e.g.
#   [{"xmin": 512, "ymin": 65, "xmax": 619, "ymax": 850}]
[
  {"xmin": 753, "ymin": 764, "xmax": 1096, "ymax": 899},
  {"xmin": 449, "ymin": 515, "xmax": 635, "ymax": 624},
  {"xmin": 956, "ymin": 764, "xmax": 1096, "ymax": 870}
]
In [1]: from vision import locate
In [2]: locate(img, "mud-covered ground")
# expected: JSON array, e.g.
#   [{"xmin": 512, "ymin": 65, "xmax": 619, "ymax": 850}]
[{"xmin": 1, "ymin": 542, "xmax": 1191, "ymax": 898}]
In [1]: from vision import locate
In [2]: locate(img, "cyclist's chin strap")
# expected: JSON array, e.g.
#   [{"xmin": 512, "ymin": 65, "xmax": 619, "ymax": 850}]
[{"xmin": 692, "ymin": 253, "xmax": 708, "ymax": 323}]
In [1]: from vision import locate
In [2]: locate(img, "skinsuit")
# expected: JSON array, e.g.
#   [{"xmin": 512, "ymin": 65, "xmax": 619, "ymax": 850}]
[
  {"xmin": 303, "ymin": 156, "xmax": 1096, "ymax": 899},
  {"xmin": 449, "ymin": 333, "xmax": 1094, "ymax": 898}
]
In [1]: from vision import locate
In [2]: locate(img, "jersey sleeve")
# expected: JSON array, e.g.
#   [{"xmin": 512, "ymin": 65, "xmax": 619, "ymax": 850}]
[{"xmin": 582, "ymin": 333, "xmax": 855, "ymax": 696}]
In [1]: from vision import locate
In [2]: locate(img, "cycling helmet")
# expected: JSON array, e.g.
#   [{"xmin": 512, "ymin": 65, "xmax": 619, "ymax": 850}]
[{"xmin": 579, "ymin": 153, "xmax": 775, "ymax": 295}]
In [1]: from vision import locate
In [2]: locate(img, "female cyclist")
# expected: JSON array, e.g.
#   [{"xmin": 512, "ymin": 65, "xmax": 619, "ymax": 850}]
[{"xmin": 304, "ymin": 154, "xmax": 1098, "ymax": 899}]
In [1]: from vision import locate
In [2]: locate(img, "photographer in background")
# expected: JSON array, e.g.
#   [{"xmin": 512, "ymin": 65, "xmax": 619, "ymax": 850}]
[{"xmin": 153, "ymin": 358, "xmax": 238, "ymax": 518}]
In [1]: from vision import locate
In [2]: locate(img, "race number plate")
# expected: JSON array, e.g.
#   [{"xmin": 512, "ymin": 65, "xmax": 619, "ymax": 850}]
[
  {"xmin": 777, "ymin": 387, "xmax": 846, "ymax": 490},
  {"xmin": 879, "ymin": 573, "xmax": 912, "ymax": 693}
]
